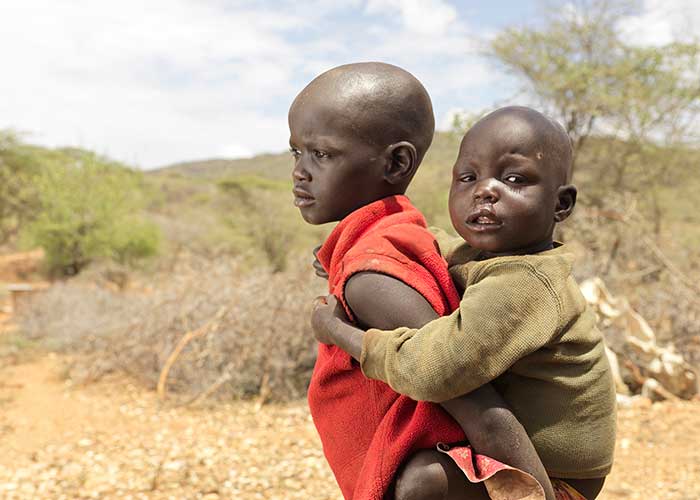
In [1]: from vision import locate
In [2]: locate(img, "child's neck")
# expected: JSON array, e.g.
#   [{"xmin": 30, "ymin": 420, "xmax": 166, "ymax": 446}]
[{"xmin": 477, "ymin": 238, "xmax": 554, "ymax": 261}]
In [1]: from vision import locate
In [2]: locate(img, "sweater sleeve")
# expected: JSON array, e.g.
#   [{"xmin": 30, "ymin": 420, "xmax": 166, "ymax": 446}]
[{"xmin": 360, "ymin": 261, "xmax": 563, "ymax": 402}]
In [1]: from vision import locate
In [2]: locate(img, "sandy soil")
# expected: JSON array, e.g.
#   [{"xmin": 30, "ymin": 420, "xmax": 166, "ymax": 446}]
[{"xmin": 0, "ymin": 355, "xmax": 698, "ymax": 500}]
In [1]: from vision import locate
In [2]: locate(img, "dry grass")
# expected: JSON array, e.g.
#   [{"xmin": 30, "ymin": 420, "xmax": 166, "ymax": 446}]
[
  {"xmin": 18, "ymin": 253, "xmax": 325, "ymax": 403},
  {"xmin": 1, "ymin": 355, "xmax": 699, "ymax": 500}
]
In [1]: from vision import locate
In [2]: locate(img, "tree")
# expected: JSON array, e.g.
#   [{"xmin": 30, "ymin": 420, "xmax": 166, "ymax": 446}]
[
  {"xmin": 0, "ymin": 131, "xmax": 40, "ymax": 242},
  {"xmin": 490, "ymin": 0, "xmax": 700, "ymax": 176},
  {"xmin": 490, "ymin": 1, "xmax": 627, "ymax": 161},
  {"xmin": 489, "ymin": 0, "xmax": 700, "ymax": 238},
  {"xmin": 21, "ymin": 152, "xmax": 160, "ymax": 276}
]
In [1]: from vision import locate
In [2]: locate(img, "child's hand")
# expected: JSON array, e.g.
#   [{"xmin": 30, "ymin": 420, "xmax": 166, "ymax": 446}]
[
  {"xmin": 312, "ymin": 245, "xmax": 329, "ymax": 279},
  {"xmin": 311, "ymin": 295, "xmax": 347, "ymax": 345}
]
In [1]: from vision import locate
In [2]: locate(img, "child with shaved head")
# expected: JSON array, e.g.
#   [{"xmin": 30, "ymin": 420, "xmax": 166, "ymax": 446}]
[
  {"xmin": 313, "ymin": 106, "xmax": 617, "ymax": 500},
  {"xmin": 291, "ymin": 66, "xmax": 555, "ymax": 500}
]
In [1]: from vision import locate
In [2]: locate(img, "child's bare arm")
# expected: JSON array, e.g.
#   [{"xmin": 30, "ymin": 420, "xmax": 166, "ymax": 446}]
[
  {"xmin": 313, "ymin": 272, "xmax": 554, "ymax": 499},
  {"xmin": 321, "ymin": 268, "xmax": 562, "ymax": 404},
  {"xmin": 345, "ymin": 272, "xmax": 438, "ymax": 330}
]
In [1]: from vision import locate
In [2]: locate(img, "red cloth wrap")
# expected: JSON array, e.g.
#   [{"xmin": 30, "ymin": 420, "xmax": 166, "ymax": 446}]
[{"xmin": 309, "ymin": 196, "xmax": 540, "ymax": 500}]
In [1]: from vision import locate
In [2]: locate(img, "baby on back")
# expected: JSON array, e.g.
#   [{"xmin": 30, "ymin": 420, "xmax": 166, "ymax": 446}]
[{"xmin": 312, "ymin": 105, "xmax": 618, "ymax": 500}]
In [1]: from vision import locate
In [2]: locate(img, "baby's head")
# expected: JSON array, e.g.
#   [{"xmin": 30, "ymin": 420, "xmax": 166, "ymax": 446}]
[
  {"xmin": 449, "ymin": 106, "xmax": 576, "ymax": 256},
  {"xmin": 289, "ymin": 62, "xmax": 434, "ymax": 224}
]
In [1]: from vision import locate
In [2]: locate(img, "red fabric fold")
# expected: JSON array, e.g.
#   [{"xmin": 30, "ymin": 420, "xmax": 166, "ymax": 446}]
[{"xmin": 309, "ymin": 195, "xmax": 501, "ymax": 499}]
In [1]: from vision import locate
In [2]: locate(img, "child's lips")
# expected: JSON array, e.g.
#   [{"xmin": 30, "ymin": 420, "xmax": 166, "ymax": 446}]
[{"xmin": 293, "ymin": 187, "xmax": 315, "ymax": 207}]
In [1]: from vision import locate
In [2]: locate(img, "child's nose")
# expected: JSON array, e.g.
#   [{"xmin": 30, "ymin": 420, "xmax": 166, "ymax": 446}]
[{"xmin": 293, "ymin": 161, "xmax": 311, "ymax": 182}]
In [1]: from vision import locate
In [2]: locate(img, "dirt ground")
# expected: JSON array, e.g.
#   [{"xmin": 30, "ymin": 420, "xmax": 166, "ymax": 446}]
[{"xmin": 0, "ymin": 355, "xmax": 699, "ymax": 500}]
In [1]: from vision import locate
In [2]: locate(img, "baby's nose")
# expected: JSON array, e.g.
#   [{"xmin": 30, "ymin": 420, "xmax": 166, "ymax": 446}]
[{"xmin": 473, "ymin": 179, "xmax": 499, "ymax": 202}]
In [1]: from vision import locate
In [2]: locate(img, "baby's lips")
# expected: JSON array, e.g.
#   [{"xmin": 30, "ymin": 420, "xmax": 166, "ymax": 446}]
[{"xmin": 467, "ymin": 206, "xmax": 500, "ymax": 224}]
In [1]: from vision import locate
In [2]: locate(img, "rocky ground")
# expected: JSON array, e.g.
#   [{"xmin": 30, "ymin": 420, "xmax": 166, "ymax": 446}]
[{"xmin": 0, "ymin": 354, "xmax": 698, "ymax": 500}]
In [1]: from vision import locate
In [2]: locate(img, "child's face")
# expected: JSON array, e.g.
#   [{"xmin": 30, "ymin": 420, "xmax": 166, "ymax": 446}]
[
  {"xmin": 448, "ymin": 115, "xmax": 565, "ymax": 255},
  {"xmin": 289, "ymin": 100, "xmax": 386, "ymax": 225}
]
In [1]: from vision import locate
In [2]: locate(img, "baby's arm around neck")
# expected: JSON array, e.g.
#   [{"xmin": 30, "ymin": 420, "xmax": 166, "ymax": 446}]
[
  {"xmin": 322, "ymin": 271, "xmax": 437, "ymax": 361},
  {"xmin": 341, "ymin": 271, "xmax": 555, "ymax": 500}
]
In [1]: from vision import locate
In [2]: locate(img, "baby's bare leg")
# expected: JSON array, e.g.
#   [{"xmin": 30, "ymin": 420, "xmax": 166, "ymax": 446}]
[
  {"xmin": 392, "ymin": 450, "xmax": 489, "ymax": 500},
  {"xmin": 440, "ymin": 384, "xmax": 555, "ymax": 500}
]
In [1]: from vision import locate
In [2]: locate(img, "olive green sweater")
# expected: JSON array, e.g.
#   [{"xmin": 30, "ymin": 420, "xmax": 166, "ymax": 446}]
[{"xmin": 360, "ymin": 241, "xmax": 616, "ymax": 479}]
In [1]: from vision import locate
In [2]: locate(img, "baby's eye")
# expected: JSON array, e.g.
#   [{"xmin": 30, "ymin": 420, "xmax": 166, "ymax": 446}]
[
  {"xmin": 504, "ymin": 174, "xmax": 525, "ymax": 184},
  {"xmin": 313, "ymin": 149, "xmax": 329, "ymax": 159},
  {"xmin": 289, "ymin": 147, "xmax": 301, "ymax": 159},
  {"xmin": 458, "ymin": 173, "xmax": 476, "ymax": 183}
]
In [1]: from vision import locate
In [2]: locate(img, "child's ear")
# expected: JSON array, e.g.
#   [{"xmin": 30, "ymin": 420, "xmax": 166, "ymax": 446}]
[
  {"xmin": 554, "ymin": 184, "xmax": 577, "ymax": 222},
  {"xmin": 383, "ymin": 142, "xmax": 417, "ymax": 185}
]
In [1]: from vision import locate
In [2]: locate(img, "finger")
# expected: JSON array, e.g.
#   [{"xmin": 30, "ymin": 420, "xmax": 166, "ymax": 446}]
[
  {"xmin": 311, "ymin": 248, "xmax": 329, "ymax": 279},
  {"xmin": 312, "ymin": 259, "xmax": 328, "ymax": 277},
  {"xmin": 312, "ymin": 296, "xmax": 328, "ymax": 308}
]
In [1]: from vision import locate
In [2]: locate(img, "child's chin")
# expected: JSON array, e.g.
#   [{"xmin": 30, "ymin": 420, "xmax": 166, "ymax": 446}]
[
  {"xmin": 463, "ymin": 234, "xmax": 510, "ymax": 254},
  {"xmin": 299, "ymin": 207, "xmax": 331, "ymax": 225}
]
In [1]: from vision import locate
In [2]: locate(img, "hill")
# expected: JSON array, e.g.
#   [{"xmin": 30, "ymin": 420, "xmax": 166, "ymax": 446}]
[
  {"xmin": 153, "ymin": 152, "xmax": 293, "ymax": 181},
  {"xmin": 143, "ymin": 131, "xmax": 464, "ymax": 260},
  {"xmin": 150, "ymin": 131, "xmax": 461, "ymax": 182},
  {"xmin": 3, "ymin": 129, "xmax": 698, "ymax": 357}
]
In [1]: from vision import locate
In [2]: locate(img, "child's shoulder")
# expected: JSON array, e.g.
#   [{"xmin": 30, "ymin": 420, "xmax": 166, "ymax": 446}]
[
  {"xmin": 451, "ymin": 245, "xmax": 577, "ymax": 297},
  {"xmin": 350, "ymin": 218, "xmax": 441, "ymax": 264},
  {"xmin": 482, "ymin": 246, "xmax": 574, "ymax": 277}
]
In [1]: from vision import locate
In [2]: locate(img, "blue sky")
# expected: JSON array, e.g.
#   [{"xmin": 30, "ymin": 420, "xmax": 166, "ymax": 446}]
[{"xmin": 1, "ymin": 0, "xmax": 697, "ymax": 168}]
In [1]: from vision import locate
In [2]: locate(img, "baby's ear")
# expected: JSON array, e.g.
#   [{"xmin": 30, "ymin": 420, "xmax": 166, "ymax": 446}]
[
  {"xmin": 554, "ymin": 184, "xmax": 577, "ymax": 222},
  {"xmin": 383, "ymin": 142, "xmax": 417, "ymax": 185}
]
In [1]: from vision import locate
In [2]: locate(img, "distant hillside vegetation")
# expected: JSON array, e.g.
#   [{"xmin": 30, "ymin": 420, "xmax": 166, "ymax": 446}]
[
  {"xmin": 3, "ymin": 128, "xmax": 699, "ymax": 367},
  {"xmin": 150, "ymin": 132, "xmax": 461, "ymax": 182},
  {"xmin": 152, "ymin": 153, "xmax": 293, "ymax": 181}
]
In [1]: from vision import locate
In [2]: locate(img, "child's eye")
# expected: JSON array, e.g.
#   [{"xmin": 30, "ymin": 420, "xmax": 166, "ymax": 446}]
[
  {"xmin": 313, "ymin": 150, "xmax": 329, "ymax": 159},
  {"xmin": 289, "ymin": 147, "xmax": 301, "ymax": 159},
  {"xmin": 458, "ymin": 173, "xmax": 476, "ymax": 182}
]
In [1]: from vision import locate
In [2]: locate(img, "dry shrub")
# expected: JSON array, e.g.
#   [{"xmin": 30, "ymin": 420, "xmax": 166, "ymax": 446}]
[
  {"xmin": 19, "ymin": 253, "xmax": 326, "ymax": 402},
  {"xmin": 559, "ymin": 197, "xmax": 700, "ymax": 372}
]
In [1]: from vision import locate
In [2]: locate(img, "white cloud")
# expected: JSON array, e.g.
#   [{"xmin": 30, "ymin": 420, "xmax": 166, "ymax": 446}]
[
  {"xmin": 618, "ymin": 0, "xmax": 700, "ymax": 46},
  {"xmin": 216, "ymin": 144, "xmax": 254, "ymax": 159},
  {"xmin": 0, "ymin": 0, "xmax": 506, "ymax": 168},
  {"xmin": 365, "ymin": 0, "xmax": 457, "ymax": 35},
  {"xmin": 353, "ymin": 1, "xmax": 493, "ymax": 96},
  {"xmin": 0, "ymin": 0, "xmax": 305, "ymax": 167}
]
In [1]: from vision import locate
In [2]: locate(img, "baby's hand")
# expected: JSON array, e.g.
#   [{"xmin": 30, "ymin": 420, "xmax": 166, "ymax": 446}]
[{"xmin": 311, "ymin": 295, "xmax": 347, "ymax": 345}]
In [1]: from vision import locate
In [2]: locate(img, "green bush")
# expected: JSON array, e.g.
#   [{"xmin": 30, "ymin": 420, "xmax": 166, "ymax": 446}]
[
  {"xmin": 21, "ymin": 154, "xmax": 160, "ymax": 276},
  {"xmin": 0, "ymin": 131, "xmax": 41, "ymax": 242},
  {"xmin": 110, "ymin": 217, "xmax": 161, "ymax": 265}
]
